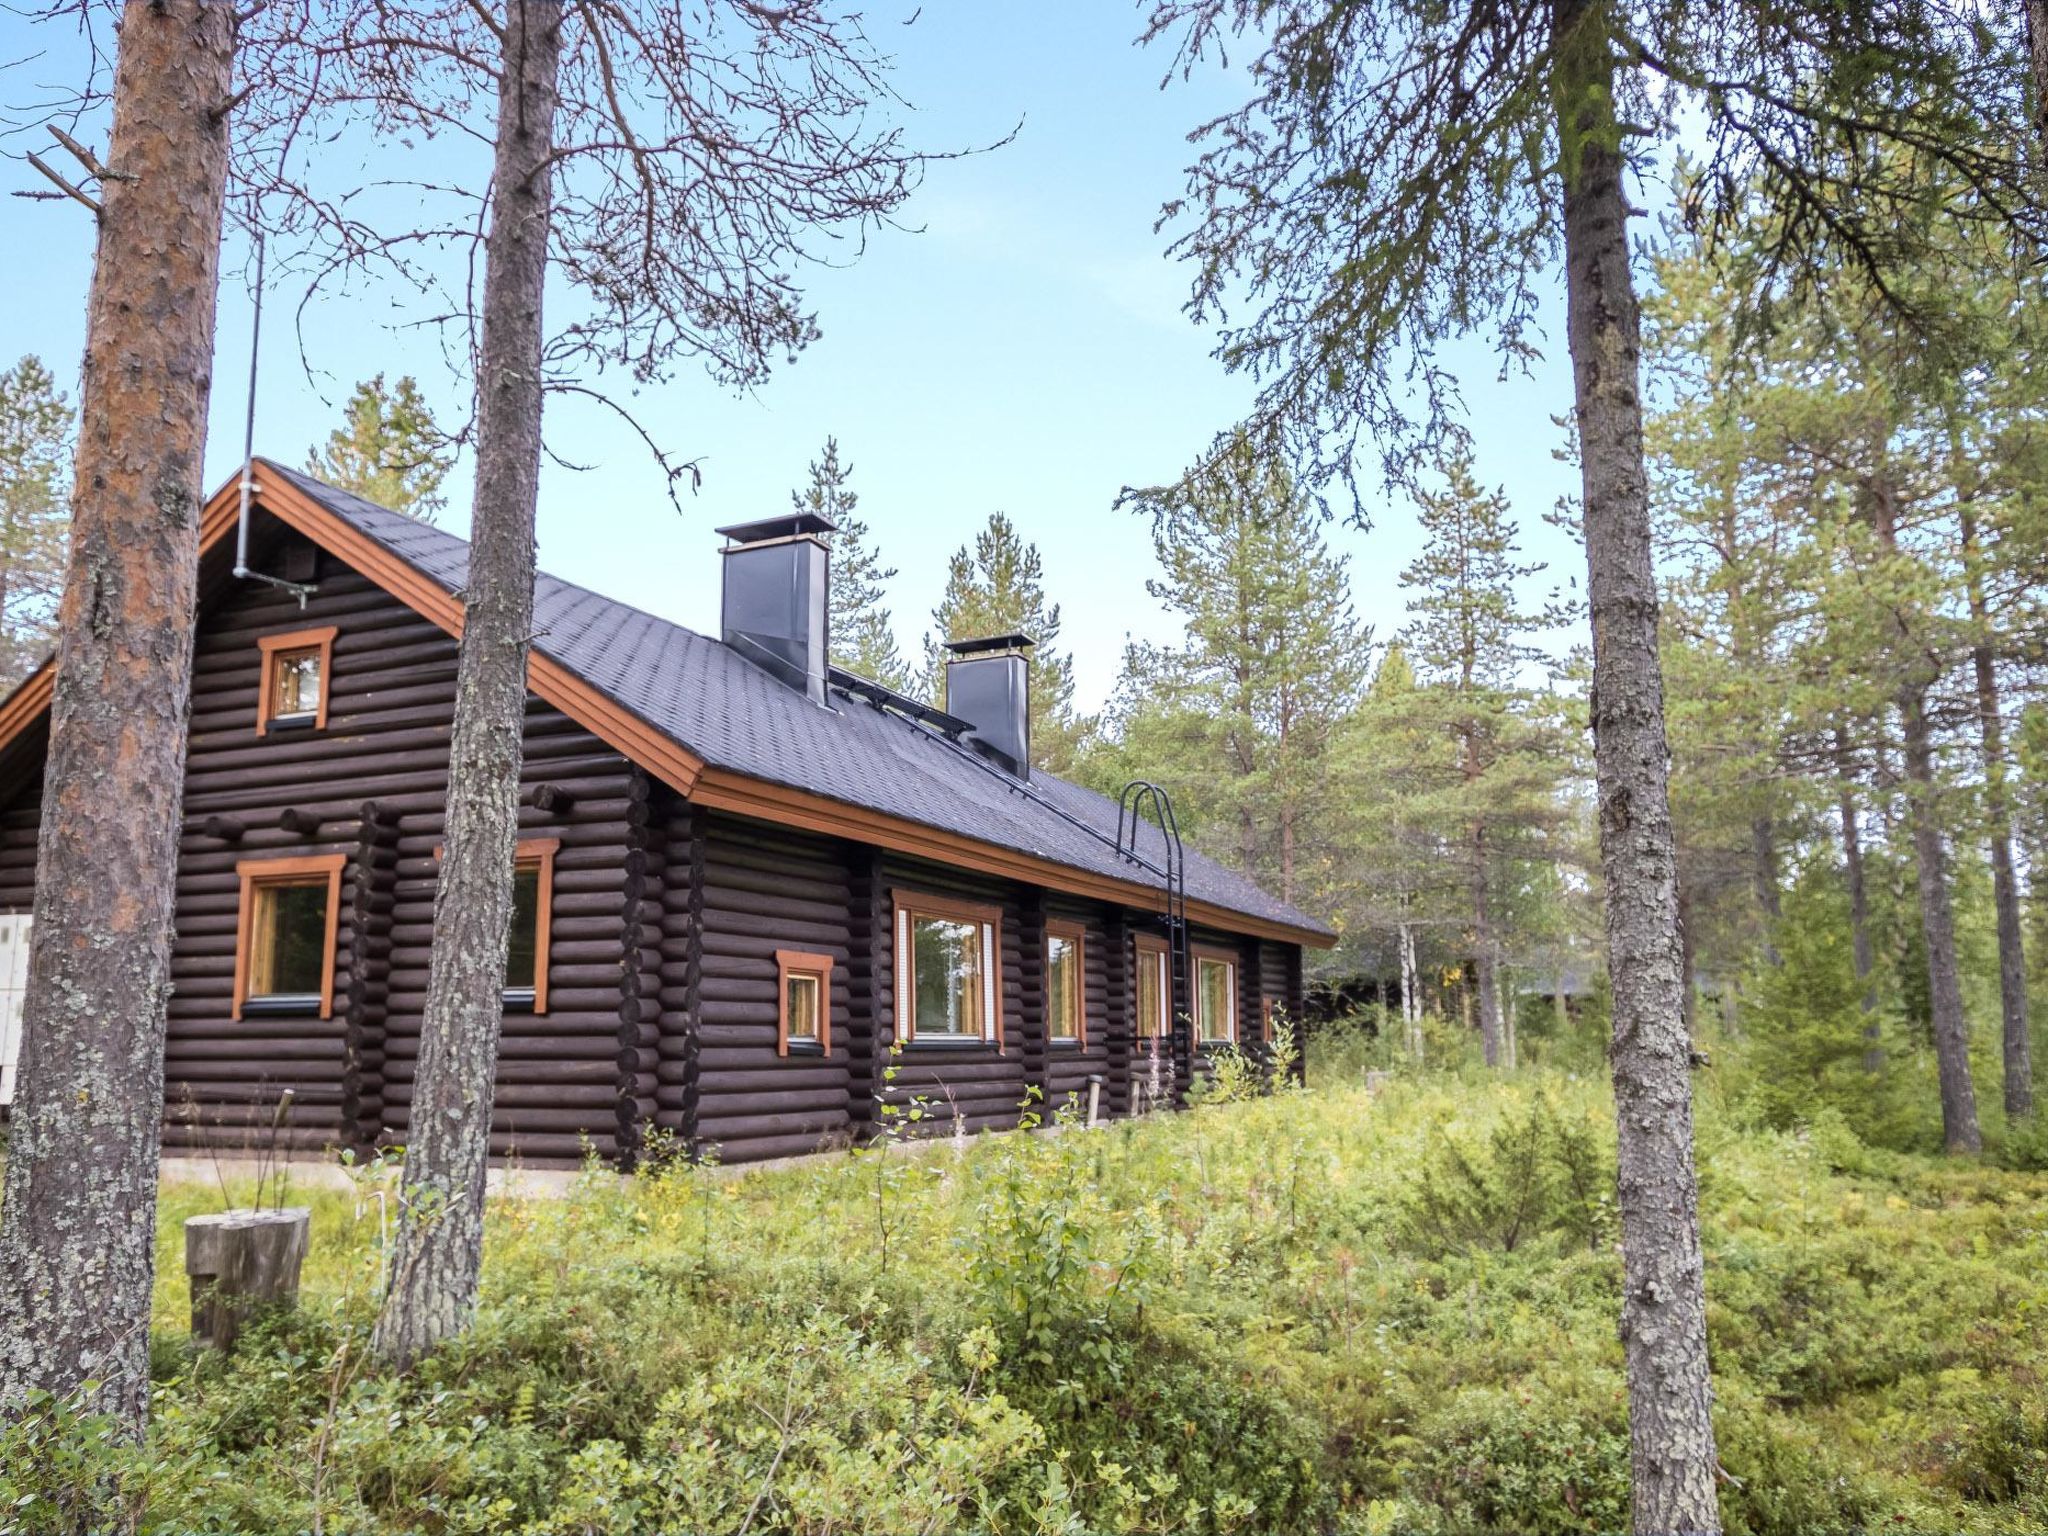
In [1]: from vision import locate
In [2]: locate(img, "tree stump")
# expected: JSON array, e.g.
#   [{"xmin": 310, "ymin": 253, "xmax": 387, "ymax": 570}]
[{"xmin": 185, "ymin": 1207, "xmax": 311, "ymax": 1351}]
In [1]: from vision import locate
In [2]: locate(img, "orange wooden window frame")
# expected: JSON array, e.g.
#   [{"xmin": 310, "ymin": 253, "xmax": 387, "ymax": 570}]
[
  {"xmin": 1046, "ymin": 919, "xmax": 1087, "ymax": 1047},
  {"xmin": 1134, "ymin": 933, "xmax": 1170, "ymax": 1040},
  {"xmin": 892, "ymin": 889, "xmax": 1004, "ymax": 1048},
  {"xmin": 255, "ymin": 625, "xmax": 338, "ymax": 735},
  {"xmin": 513, "ymin": 837, "xmax": 559, "ymax": 1014},
  {"xmin": 775, "ymin": 949, "xmax": 834, "ymax": 1055},
  {"xmin": 430, "ymin": 835, "xmax": 559, "ymax": 1013},
  {"xmin": 233, "ymin": 853, "xmax": 347, "ymax": 1019},
  {"xmin": 1192, "ymin": 945, "xmax": 1240, "ymax": 1045}
]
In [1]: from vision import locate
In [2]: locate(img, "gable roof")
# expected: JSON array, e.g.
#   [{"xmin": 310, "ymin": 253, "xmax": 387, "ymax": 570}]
[{"xmin": 0, "ymin": 462, "xmax": 1333, "ymax": 946}]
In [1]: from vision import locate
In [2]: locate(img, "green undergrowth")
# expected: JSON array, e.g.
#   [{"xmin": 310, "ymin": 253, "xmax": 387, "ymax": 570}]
[{"xmin": 2, "ymin": 1052, "xmax": 2045, "ymax": 1534}]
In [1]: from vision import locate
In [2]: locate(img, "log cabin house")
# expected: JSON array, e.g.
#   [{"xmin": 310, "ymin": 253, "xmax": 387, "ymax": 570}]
[{"xmin": 0, "ymin": 463, "xmax": 1332, "ymax": 1167}]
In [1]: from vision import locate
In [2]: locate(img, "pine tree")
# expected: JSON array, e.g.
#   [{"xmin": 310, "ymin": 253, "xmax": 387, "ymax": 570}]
[
  {"xmin": 1392, "ymin": 449, "xmax": 1570, "ymax": 1068},
  {"xmin": 305, "ymin": 374, "xmax": 454, "ymax": 522},
  {"xmin": 793, "ymin": 437, "xmax": 907, "ymax": 689},
  {"xmin": 0, "ymin": 356, "xmax": 73, "ymax": 687},
  {"xmin": 927, "ymin": 511, "xmax": 1091, "ymax": 775},
  {"xmin": 0, "ymin": 0, "xmax": 236, "ymax": 1436},
  {"xmin": 1114, "ymin": 430, "xmax": 1367, "ymax": 908}
]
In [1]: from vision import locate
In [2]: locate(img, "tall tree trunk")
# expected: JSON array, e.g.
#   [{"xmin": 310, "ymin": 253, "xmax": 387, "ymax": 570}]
[
  {"xmin": 1500, "ymin": 962, "xmax": 1517, "ymax": 1069},
  {"xmin": 1957, "ymin": 501, "xmax": 2032, "ymax": 1117},
  {"xmin": 0, "ymin": 0, "xmax": 233, "ymax": 1433},
  {"xmin": 2028, "ymin": 0, "xmax": 2048, "ymax": 157},
  {"xmin": 1750, "ymin": 815, "xmax": 1782, "ymax": 964},
  {"xmin": 1399, "ymin": 917, "xmax": 1422, "ymax": 1059},
  {"xmin": 372, "ymin": 0, "xmax": 563, "ymax": 1368},
  {"xmin": 1551, "ymin": 2, "xmax": 1721, "ymax": 1530},
  {"xmin": 1835, "ymin": 727, "xmax": 1882, "ymax": 1073},
  {"xmin": 1279, "ymin": 803, "xmax": 1296, "ymax": 907},
  {"xmin": 1472, "ymin": 822, "xmax": 1503, "ymax": 1067},
  {"xmin": 1899, "ymin": 682, "xmax": 1984, "ymax": 1152}
]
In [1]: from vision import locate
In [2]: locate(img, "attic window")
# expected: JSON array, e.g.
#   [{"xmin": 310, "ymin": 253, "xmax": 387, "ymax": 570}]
[
  {"xmin": 1046, "ymin": 920, "xmax": 1085, "ymax": 1047},
  {"xmin": 777, "ymin": 949, "xmax": 833, "ymax": 1055},
  {"xmin": 256, "ymin": 626, "xmax": 337, "ymax": 734}
]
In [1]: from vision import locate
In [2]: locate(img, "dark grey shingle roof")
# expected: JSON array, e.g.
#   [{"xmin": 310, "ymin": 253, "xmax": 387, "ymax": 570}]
[{"xmin": 266, "ymin": 461, "xmax": 1330, "ymax": 939}]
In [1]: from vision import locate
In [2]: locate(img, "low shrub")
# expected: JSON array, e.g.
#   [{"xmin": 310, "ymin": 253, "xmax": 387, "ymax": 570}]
[{"xmin": 0, "ymin": 1066, "xmax": 2041, "ymax": 1534}]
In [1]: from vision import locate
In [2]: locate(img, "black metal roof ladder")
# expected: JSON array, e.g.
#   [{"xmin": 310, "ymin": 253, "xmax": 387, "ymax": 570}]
[{"xmin": 1117, "ymin": 781, "xmax": 1192, "ymax": 1109}]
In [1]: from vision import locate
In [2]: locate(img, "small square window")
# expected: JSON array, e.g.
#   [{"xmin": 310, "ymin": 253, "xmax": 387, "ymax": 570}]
[
  {"xmin": 256, "ymin": 626, "xmax": 337, "ymax": 734},
  {"xmin": 776, "ymin": 949, "xmax": 833, "ymax": 1055},
  {"xmin": 271, "ymin": 646, "xmax": 323, "ymax": 721}
]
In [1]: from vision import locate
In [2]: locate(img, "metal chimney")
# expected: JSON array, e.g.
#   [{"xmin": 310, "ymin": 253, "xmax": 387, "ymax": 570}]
[
  {"xmin": 717, "ymin": 512, "xmax": 834, "ymax": 705},
  {"xmin": 944, "ymin": 633, "xmax": 1034, "ymax": 780}
]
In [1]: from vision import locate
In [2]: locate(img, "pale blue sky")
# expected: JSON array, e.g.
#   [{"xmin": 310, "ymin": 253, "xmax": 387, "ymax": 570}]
[{"xmin": 0, "ymin": 1, "xmax": 1586, "ymax": 711}]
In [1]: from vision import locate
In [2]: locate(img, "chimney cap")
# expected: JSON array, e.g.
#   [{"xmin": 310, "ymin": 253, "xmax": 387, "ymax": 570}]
[
  {"xmin": 716, "ymin": 511, "xmax": 837, "ymax": 546},
  {"xmin": 944, "ymin": 632, "xmax": 1036, "ymax": 658}
]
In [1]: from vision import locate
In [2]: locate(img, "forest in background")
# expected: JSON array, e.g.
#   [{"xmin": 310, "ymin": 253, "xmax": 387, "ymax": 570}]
[{"xmin": 5, "ymin": 172, "xmax": 2044, "ymax": 1164}]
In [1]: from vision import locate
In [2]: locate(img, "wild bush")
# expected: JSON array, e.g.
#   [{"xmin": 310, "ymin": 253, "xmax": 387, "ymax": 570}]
[
  {"xmin": 1399, "ymin": 1094, "xmax": 1614, "ymax": 1257},
  {"xmin": 0, "ymin": 1066, "xmax": 2041, "ymax": 1534}
]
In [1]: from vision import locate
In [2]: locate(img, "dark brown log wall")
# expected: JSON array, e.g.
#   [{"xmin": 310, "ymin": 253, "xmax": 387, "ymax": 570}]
[
  {"xmin": 167, "ymin": 532, "xmax": 637, "ymax": 1165},
  {"xmin": 0, "ymin": 521, "xmax": 1315, "ymax": 1166},
  {"xmin": 690, "ymin": 811, "xmax": 854, "ymax": 1163}
]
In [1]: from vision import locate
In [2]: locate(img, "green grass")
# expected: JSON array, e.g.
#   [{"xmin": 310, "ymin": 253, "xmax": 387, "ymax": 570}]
[{"xmin": 4, "ymin": 1049, "xmax": 2046, "ymax": 1534}]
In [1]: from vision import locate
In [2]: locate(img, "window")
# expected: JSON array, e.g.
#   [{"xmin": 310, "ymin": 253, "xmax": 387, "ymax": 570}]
[
  {"xmin": 1135, "ymin": 935, "xmax": 1170, "ymax": 1041},
  {"xmin": 777, "ymin": 949, "xmax": 833, "ymax": 1055},
  {"xmin": 1194, "ymin": 950, "xmax": 1238, "ymax": 1045},
  {"xmin": 256, "ymin": 626, "xmax": 337, "ymax": 734},
  {"xmin": 505, "ymin": 838, "xmax": 558, "ymax": 1013},
  {"xmin": 0, "ymin": 913, "xmax": 28, "ymax": 1106},
  {"xmin": 893, "ymin": 891, "xmax": 1001, "ymax": 1047},
  {"xmin": 430, "ymin": 835, "xmax": 557, "ymax": 1012},
  {"xmin": 234, "ymin": 854, "xmax": 346, "ymax": 1018},
  {"xmin": 1046, "ymin": 920, "xmax": 1086, "ymax": 1047}
]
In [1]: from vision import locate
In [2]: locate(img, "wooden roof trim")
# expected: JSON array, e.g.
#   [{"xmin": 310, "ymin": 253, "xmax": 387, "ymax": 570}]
[
  {"xmin": 695, "ymin": 765, "xmax": 1333, "ymax": 948},
  {"xmin": 244, "ymin": 474, "xmax": 708, "ymax": 796}
]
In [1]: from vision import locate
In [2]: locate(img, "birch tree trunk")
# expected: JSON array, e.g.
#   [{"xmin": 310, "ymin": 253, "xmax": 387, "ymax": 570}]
[
  {"xmin": 373, "ymin": 0, "xmax": 563, "ymax": 1367},
  {"xmin": 0, "ymin": 0, "xmax": 233, "ymax": 1433},
  {"xmin": 1957, "ymin": 501, "xmax": 2031, "ymax": 1118},
  {"xmin": 1399, "ymin": 918, "xmax": 1422, "ymax": 1060},
  {"xmin": 1898, "ymin": 682, "xmax": 1984, "ymax": 1152},
  {"xmin": 1551, "ymin": 1, "xmax": 1721, "ymax": 1529}
]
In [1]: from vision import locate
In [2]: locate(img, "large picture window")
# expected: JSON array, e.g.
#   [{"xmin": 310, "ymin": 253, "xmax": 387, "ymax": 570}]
[
  {"xmin": 777, "ymin": 949, "xmax": 833, "ymax": 1055},
  {"xmin": 1046, "ymin": 920, "xmax": 1086, "ymax": 1047},
  {"xmin": 894, "ymin": 891, "xmax": 1001, "ymax": 1047},
  {"xmin": 234, "ymin": 854, "xmax": 347, "ymax": 1018},
  {"xmin": 1135, "ymin": 934, "xmax": 1170, "ymax": 1041},
  {"xmin": 1194, "ymin": 949, "xmax": 1238, "ymax": 1045},
  {"xmin": 255, "ymin": 625, "xmax": 337, "ymax": 735}
]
